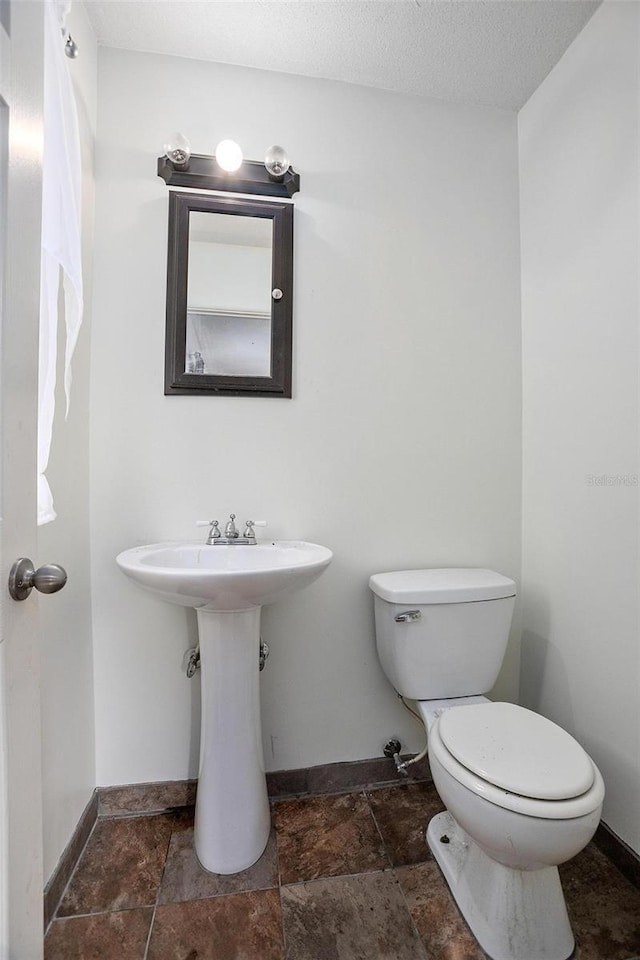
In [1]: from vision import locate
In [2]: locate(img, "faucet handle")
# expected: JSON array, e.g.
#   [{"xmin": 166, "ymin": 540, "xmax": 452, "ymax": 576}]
[
  {"xmin": 196, "ymin": 520, "xmax": 221, "ymax": 542},
  {"xmin": 243, "ymin": 520, "xmax": 267, "ymax": 539}
]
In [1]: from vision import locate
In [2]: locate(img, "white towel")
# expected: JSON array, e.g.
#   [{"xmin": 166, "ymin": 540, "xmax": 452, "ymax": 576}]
[{"xmin": 38, "ymin": 0, "xmax": 83, "ymax": 524}]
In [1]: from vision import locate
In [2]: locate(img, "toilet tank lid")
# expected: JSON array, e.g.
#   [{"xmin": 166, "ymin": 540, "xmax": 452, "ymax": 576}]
[
  {"xmin": 438, "ymin": 702, "xmax": 595, "ymax": 800},
  {"xmin": 368, "ymin": 568, "xmax": 516, "ymax": 604}
]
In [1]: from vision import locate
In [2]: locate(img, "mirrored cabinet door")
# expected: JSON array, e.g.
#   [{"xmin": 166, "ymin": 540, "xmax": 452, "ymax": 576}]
[{"xmin": 165, "ymin": 192, "xmax": 293, "ymax": 397}]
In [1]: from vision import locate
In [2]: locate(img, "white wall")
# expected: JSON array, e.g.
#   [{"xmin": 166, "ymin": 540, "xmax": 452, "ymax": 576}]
[
  {"xmin": 519, "ymin": 1, "xmax": 640, "ymax": 854},
  {"xmin": 90, "ymin": 49, "xmax": 522, "ymax": 786},
  {"xmin": 37, "ymin": 1, "xmax": 97, "ymax": 881}
]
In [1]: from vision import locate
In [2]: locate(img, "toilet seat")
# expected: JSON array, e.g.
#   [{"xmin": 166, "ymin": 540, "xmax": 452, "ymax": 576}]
[
  {"xmin": 438, "ymin": 702, "xmax": 594, "ymax": 800},
  {"xmin": 429, "ymin": 705, "xmax": 605, "ymax": 821}
]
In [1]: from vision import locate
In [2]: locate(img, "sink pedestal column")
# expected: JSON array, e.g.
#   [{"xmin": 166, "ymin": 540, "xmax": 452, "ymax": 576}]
[{"xmin": 193, "ymin": 607, "xmax": 270, "ymax": 874}]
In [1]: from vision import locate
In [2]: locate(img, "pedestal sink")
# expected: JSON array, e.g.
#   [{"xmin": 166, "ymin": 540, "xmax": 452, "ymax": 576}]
[{"xmin": 116, "ymin": 540, "xmax": 332, "ymax": 874}]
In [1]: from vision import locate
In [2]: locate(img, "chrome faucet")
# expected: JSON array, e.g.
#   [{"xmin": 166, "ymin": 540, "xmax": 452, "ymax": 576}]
[
  {"xmin": 224, "ymin": 514, "xmax": 239, "ymax": 539},
  {"xmin": 196, "ymin": 516, "xmax": 266, "ymax": 545}
]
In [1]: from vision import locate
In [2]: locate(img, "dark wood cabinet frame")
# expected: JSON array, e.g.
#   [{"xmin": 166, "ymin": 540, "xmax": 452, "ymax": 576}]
[{"xmin": 164, "ymin": 192, "xmax": 293, "ymax": 398}]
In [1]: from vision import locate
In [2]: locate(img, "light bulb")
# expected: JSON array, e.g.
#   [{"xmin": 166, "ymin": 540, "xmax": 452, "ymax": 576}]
[
  {"xmin": 215, "ymin": 140, "xmax": 243, "ymax": 173},
  {"xmin": 264, "ymin": 144, "xmax": 290, "ymax": 178},
  {"xmin": 164, "ymin": 132, "xmax": 191, "ymax": 168}
]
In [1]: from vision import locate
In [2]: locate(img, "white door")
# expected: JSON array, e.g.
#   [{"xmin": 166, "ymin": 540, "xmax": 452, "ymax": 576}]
[{"xmin": 0, "ymin": 2, "xmax": 46, "ymax": 958}]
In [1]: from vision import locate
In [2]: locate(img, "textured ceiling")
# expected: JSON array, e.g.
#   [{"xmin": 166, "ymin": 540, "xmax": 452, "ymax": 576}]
[{"xmin": 84, "ymin": 0, "xmax": 600, "ymax": 110}]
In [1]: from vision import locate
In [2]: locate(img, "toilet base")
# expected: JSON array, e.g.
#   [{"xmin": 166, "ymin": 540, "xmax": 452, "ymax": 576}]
[{"xmin": 427, "ymin": 812, "xmax": 575, "ymax": 960}]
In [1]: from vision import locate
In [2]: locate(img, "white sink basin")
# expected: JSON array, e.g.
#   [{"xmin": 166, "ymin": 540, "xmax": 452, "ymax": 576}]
[
  {"xmin": 116, "ymin": 540, "xmax": 333, "ymax": 611},
  {"xmin": 116, "ymin": 535, "xmax": 332, "ymax": 874}
]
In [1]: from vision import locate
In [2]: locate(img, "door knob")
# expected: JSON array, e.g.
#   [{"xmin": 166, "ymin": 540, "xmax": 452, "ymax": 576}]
[{"xmin": 8, "ymin": 558, "xmax": 68, "ymax": 601}]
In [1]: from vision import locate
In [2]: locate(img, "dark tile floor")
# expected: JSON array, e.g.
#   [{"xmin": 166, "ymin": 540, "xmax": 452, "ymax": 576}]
[{"xmin": 44, "ymin": 781, "xmax": 640, "ymax": 960}]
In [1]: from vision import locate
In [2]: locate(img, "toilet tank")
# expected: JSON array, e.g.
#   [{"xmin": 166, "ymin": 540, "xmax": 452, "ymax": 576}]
[{"xmin": 369, "ymin": 569, "xmax": 516, "ymax": 700}]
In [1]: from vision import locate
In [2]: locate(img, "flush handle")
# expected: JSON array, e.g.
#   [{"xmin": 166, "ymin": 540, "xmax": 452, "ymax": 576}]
[{"xmin": 394, "ymin": 610, "xmax": 421, "ymax": 623}]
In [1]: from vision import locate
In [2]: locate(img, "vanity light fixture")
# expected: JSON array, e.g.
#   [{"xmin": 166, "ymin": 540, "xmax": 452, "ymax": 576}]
[{"xmin": 157, "ymin": 136, "xmax": 300, "ymax": 198}]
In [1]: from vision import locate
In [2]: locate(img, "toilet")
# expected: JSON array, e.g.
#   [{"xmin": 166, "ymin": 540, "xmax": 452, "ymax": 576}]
[{"xmin": 369, "ymin": 568, "xmax": 604, "ymax": 960}]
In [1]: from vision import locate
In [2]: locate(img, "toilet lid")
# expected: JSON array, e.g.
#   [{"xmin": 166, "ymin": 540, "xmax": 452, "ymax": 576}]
[
  {"xmin": 369, "ymin": 568, "xmax": 516, "ymax": 604},
  {"xmin": 437, "ymin": 702, "xmax": 595, "ymax": 800}
]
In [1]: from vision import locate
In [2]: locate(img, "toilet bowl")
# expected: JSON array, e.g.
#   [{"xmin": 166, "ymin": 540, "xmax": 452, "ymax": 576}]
[
  {"xmin": 427, "ymin": 700, "xmax": 603, "ymax": 959},
  {"xmin": 369, "ymin": 568, "xmax": 605, "ymax": 960},
  {"xmin": 425, "ymin": 701, "xmax": 604, "ymax": 870}
]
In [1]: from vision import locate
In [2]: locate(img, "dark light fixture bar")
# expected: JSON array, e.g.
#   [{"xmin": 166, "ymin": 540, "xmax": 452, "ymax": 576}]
[{"xmin": 157, "ymin": 154, "xmax": 300, "ymax": 199}]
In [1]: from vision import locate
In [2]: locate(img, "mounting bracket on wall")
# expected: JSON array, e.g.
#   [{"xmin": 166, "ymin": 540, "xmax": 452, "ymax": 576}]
[{"xmin": 157, "ymin": 155, "xmax": 300, "ymax": 198}]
